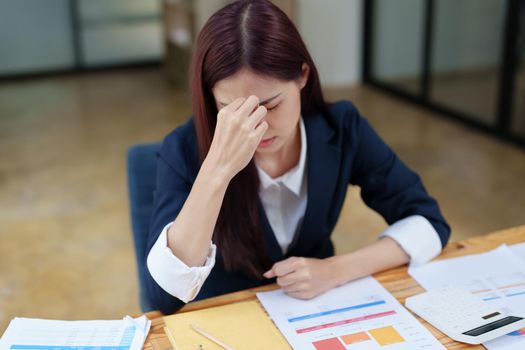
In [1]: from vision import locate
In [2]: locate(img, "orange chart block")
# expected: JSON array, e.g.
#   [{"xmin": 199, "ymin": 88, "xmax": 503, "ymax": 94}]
[
  {"xmin": 369, "ymin": 326, "xmax": 405, "ymax": 346},
  {"xmin": 341, "ymin": 332, "xmax": 371, "ymax": 345}
]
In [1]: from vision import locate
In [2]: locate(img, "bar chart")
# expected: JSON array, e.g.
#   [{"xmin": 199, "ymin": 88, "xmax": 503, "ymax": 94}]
[{"xmin": 258, "ymin": 277, "xmax": 445, "ymax": 350}]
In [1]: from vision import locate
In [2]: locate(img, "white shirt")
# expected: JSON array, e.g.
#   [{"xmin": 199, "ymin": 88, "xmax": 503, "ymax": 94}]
[
  {"xmin": 256, "ymin": 118, "xmax": 308, "ymax": 254},
  {"xmin": 147, "ymin": 119, "xmax": 442, "ymax": 303}
]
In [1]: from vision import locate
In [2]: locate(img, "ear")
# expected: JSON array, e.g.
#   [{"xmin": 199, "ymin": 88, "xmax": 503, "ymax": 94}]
[{"xmin": 298, "ymin": 63, "xmax": 310, "ymax": 90}]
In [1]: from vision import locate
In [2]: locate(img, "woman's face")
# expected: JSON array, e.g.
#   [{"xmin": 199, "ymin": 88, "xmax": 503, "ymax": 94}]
[{"xmin": 212, "ymin": 66, "xmax": 308, "ymax": 155}]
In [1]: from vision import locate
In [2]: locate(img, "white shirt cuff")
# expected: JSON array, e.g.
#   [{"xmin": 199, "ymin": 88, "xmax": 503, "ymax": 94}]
[
  {"xmin": 379, "ymin": 215, "xmax": 442, "ymax": 267},
  {"xmin": 146, "ymin": 222, "xmax": 216, "ymax": 303}
]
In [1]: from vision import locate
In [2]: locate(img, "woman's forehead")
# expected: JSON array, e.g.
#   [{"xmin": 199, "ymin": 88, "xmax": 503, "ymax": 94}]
[{"xmin": 212, "ymin": 69, "xmax": 289, "ymax": 104}]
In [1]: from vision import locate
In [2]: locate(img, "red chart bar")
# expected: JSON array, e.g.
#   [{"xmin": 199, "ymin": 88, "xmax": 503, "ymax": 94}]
[
  {"xmin": 312, "ymin": 337, "xmax": 346, "ymax": 350},
  {"xmin": 296, "ymin": 310, "xmax": 397, "ymax": 334}
]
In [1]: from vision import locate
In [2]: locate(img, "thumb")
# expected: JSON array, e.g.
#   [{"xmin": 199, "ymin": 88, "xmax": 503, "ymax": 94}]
[{"xmin": 263, "ymin": 268, "xmax": 275, "ymax": 278}]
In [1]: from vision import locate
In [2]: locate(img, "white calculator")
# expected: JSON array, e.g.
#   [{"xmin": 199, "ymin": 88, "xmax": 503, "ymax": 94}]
[{"xmin": 405, "ymin": 287, "xmax": 525, "ymax": 344}]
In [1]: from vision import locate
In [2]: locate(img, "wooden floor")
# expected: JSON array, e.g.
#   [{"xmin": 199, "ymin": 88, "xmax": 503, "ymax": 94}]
[{"xmin": 1, "ymin": 68, "xmax": 524, "ymax": 331}]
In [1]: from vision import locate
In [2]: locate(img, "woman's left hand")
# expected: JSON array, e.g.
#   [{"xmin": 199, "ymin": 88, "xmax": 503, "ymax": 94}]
[{"xmin": 263, "ymin": 256, "xmax": 343, "ymax": 299}]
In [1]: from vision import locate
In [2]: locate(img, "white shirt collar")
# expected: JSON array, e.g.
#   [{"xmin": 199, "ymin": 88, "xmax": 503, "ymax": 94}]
[{"xmin": 256, "ymin": 118, "xmax": 307, "ymax": 196}]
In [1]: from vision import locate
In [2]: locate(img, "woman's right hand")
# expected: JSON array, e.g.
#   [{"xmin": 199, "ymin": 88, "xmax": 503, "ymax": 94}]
[{"xmin": 205, "ymin": 95, "xmax": 268, "ymax": 181}]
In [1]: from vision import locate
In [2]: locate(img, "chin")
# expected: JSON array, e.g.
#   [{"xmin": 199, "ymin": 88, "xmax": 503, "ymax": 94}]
[{"xmin": 256, "ymin": 145, "xmax": 277, "ymax": 153}]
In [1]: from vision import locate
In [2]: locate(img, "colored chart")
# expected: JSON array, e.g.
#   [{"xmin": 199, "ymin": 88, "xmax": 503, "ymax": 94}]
[
  {"xmin": 369, "ymin": 326, "xmax": 405, "ymax": 346},
  {"xmin": 311, "ymin": 326, "xmax": 405, "ymax": 350},
  {"xmin": 257, "ymin": 277, "xmax": 445, "ymax": 349},
  {"xmin": 341, "ymin": 331, "xmax": 370, "ymax": 345}
]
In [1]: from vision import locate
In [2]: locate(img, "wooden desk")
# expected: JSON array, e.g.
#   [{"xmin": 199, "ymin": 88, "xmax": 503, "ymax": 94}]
[{"xmin": 142, "ymin": 225, "xmax": 525, "ymax": 350}]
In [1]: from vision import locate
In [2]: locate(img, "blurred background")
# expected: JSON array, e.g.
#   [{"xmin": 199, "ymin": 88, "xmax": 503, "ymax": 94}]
[{"xmin": 0, "ymin": 0, "xmax": 524, "ymax": 332}]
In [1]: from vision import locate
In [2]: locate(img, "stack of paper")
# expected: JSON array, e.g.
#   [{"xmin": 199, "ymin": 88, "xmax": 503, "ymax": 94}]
[
  {"xmin": 409, "ymin": 243, "xmax": 525, "ymax": 350},
  {"xmin": 0, "ymin": 315, "xmax": 151, "ymax": 350}
]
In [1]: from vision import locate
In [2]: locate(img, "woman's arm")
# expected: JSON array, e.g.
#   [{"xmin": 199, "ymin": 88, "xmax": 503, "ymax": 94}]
[
  {"xmin": 145, "ymin": 96, "xmax": 268, "ymax": 313},
  {"xmin": 165, "ymin": 159, "xmax": 230, "ymax": 267},
  {"xmin": 163, "ymin": 95, "xmax": 268, "ymax": 267},
  {"xmin": 264, "ymin": 237, "xmax": 408, "ymax": 299},
  {"xmin": 330, "ymin": 236, "xmax": 409, "ymax": 285}
]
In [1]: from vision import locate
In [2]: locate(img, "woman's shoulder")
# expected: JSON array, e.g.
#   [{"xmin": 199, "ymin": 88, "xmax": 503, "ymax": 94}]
[
  {"xmin": 322, "ymin": 100, "xmax": 364, "ymax": 136},
  {"xmin": 162, "ymin": 116, "xmax": 197, "ymax": 147},
  {"xmin": 158, "ymin": 116, "xmax": 200, "ymax": 176},
  {"xmin": 327, "ymin": 100, "xmax": 359, "ymax": 117},
  {"xmin": 326, "ymin": 100, "xmax": 362, "ymax": 125}
]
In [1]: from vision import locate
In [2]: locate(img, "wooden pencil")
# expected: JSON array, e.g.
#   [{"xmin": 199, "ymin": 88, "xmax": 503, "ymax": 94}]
[{"xmin": 190, "ymin": 323, "xmax": 238, "ymax": 350}]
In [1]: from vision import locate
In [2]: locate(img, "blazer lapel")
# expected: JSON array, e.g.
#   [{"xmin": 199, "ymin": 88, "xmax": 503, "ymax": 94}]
[
  {"xmin": 259, "ymin": 205, "xmax": 285, "ymax": 262},
  {"xmin": 287, "ymin": 111, "xmax": 341, "ymax": 256}
]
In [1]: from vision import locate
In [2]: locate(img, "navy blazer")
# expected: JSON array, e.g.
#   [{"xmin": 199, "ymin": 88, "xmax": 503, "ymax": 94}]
[{"xmin": 145, "ymin": 100, "xmax": 450, "ymax": 314}]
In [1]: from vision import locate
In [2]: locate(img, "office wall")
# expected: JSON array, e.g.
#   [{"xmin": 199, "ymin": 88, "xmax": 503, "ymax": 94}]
[
  {"xmin": 194, "ymin": 0, "xmax": 228, "ymax": 32},
  {"xmin": 297, "ymin": 0, "xmax": 362, "ymax": 87},
  {"xmin": 0, "ymin": 0, "xmax": 74, "ymax": 74}
]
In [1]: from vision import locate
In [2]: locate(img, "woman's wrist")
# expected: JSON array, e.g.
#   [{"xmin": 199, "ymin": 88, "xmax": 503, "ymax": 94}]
[
  {"xmin": 201, "ymin": 153, "xmax": 234, "ymax": 187},
  {"xmin": 325, "ymin": 254, "xmax": 365, "ymax": 287},
  {"xmin": 326, "ymin": 237, "xmax": 411, "ymax": 287}
]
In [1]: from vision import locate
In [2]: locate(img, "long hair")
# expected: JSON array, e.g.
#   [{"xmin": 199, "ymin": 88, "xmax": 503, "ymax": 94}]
[{"xmin": 190, "ymin": 0, "xmax": 328, "ymax": 278}]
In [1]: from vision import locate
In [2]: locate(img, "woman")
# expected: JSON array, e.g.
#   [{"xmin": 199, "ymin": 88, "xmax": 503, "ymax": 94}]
[{"xmin": 145, "ymin": 0, "xmax": 450, "ymax": 314}]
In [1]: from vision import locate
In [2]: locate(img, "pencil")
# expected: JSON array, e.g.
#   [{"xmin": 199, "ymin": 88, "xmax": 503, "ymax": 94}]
[{"xmin": 190, "ymin": 323, "xmax": 238, "ymax": 350}]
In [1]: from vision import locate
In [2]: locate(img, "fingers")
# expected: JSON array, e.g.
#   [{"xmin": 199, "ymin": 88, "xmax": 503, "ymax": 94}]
[
  {"xmin": 286, "ymin": 289, "xmax": 317, "ymax": 300},
  {"xmin": 282, "ymin": 282, "xmax": 309, "ymax": 293},
  {"xmin": 284, "ymin": 281, "xmax": 323, "ymax": 300},
  {"xmin": 252, "ymin": 120, "xmax": 268, "ymax": 142},
  {"xmin": 264, "ymin": 257, "xmax": 301, "ymax": 279},
  {"xmin": 264, "ymin": 257, "xmax": 326, "ymax": 300},
  {"xmin": 218, "ymin": 96, "xmax": 266, "ymax": 134},
  {"xmin": 248, "ymin": 105, "xmax": 267, "ymax": 129},
  {"xmin": 218, "ymin": 97, "xmax": 246, "ymax": 116},
  {"xmin": 263, "ymin": 268, "xmax": 275, "ymax": 278},
  {"xmin": 236, "ymin": 95, "xmax": 260, "ymax": 116},
  {"xmin": 276, "ymin": 271, "xmax": 303, "ymax": 287}
]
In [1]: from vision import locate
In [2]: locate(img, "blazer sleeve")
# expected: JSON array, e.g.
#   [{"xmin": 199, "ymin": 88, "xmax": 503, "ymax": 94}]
[
  {"xmin": 144, "ymin": 130, "xmax": 193, "ymax": 314},
  {"xmin": 347, "ymin": 106, "xmax": 450, "ymax": 247}
]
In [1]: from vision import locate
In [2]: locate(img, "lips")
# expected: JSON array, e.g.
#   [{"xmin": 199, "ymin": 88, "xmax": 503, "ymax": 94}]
[{"xmin": 258, "ymin": 136, "xmax": 276, "ymax": 148}]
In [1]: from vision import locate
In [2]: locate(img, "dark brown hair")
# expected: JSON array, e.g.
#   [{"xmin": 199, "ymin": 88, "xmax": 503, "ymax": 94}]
[{"xmin": 190, "ymin": 0, "xmax": 327, "ymax": 278}]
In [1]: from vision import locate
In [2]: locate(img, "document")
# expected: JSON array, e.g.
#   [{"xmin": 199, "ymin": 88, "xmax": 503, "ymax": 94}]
[
  {"xmin": 163, "ymin": 300, "xmax": 290, "ymax": 349},
  {"xmin": 409, "ymin": 245, "xmax": 525, "ymax": 350},
  {"xmin": 511, "ymin": 242, "xmax": 525, "ymax": 260},
  {"xmin": 0, "ymin": 315, "xmax": 151, "ymax": 350},
  {"xmin": 257, "ymin": 276, "xmax": 446, "ymax": 350}
]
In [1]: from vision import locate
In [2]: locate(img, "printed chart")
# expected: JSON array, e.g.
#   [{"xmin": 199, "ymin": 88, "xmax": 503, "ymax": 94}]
[
  {"xmin": 0, "ymin": 316, "xmax": 150, "ymax": 350},
  {"xmin": 257, "ymin": 277, "xmax": 445, "ymax": 350}
]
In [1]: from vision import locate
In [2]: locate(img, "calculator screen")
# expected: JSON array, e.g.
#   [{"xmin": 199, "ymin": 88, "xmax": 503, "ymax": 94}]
[{"xmin": 463, "ymin": 316, "xmax": 524, "ymax": 336}]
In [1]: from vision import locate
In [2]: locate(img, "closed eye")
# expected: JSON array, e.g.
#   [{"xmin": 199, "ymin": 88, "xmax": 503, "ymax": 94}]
[{"xmin": 267, "ymin": 103, "xmax": 280, "ymax": 111}]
